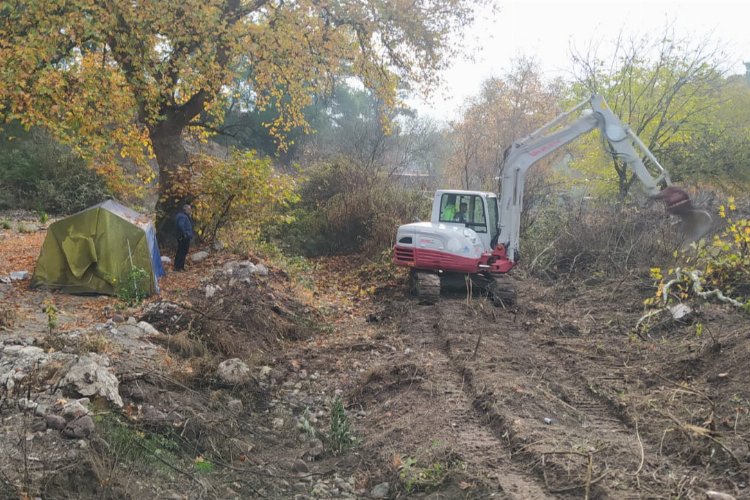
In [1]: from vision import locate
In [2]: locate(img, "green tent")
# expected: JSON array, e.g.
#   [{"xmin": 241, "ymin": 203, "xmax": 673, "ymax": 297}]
[{"xmin": 32, "ymin": 200, "xmax": 165, "ymax": 295}]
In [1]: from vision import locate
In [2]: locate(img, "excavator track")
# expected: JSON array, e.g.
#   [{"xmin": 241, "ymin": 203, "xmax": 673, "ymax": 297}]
[
  {"xmin": 487, "ymin": 273, "xmax": 517, "ymax": 307},
  {"xmin": 409, "ymin": 270, "xmax": 440, "ymax": 305},
  {"xmin": 410, "ymin": 271, "xmax": 516, "ymax": 307}
]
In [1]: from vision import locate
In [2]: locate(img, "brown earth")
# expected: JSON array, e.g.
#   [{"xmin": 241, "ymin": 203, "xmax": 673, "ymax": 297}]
[{"xmin": 1, "ymin": 218, "xmax": 748, "ymax": 499}]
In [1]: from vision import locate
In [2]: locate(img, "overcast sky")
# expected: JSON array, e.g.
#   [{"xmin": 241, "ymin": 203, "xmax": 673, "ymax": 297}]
[{"xmin": 411, "ymin": 0, "xmax": 750, "ymax": 121}]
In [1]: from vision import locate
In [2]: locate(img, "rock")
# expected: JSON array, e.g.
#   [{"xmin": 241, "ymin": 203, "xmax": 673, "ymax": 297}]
[
  {"xmin": 303, "ymin": 439, "xmax": 325, "ymax": 461},
  {"xmin": 669, "ymin": 304, "xmax": 692, "ymax": 321},
  {"xmin": 46, "ymin": 414, "xmax": 67, "ymax": 430},
  {"xmin": 292, "ymin": 459, "xmax": 309, "ymax": 474},
  {"xmin": 63, "ymin": 354, "xmax": 123, "ymax": 407},
  {"xmin": 0, "ymin": 276, "xmax": 10, "ymax": 284},
  {"xmin": 217, "ymin": 358, "xmax": 251, "ymax": 385},
  {"xmin": 311, "ymin": 483, "xmax": 330, "ymax": 496},
  {"xmin": 142, "ymin": 405, "xmax": 167, "ymax": 422},
  {"xmin": 60, "ymin": 399, "xmax": 91, "ymax": 419},
  {"xmin": 112, "ymin": 314, "xmax": 125, "ymax": 323},
  {"xmin": 258, "ymin": 365, "xmax": 272, "ymax": 380},
  {"xmin": 0, "ymin": 345, "xmax": 48, "ymax": 391},
  {"xmin": 161, "ymin": 256, "xmax": 172, "ymax": 265},
  {"xmin": 121, "ymin": 384, "xmax": 146, "ymax": 402},
  {"xmin": 34, "ymin": 404, "xmax": 49, "ymax": 417},
  {"xmin": 31, "ymin": 419, "xmax": 47, "ymax": 433},
  {"xmin": 272, "ymin": 417, "xmax": 285, "ymax": 429},
  {"xmin": 10, "ymin": 271, "xmax": 30, "ymax": 281},
  {"xmin": 212, "ymin": 240, "xmax": 225, "ymax": 251},
  {"xmin": 234, "ymin": 261, "xmax": 257, "ymax": 279},
  {"xmin": 63, "ymin": 415, "xmax": 95, "ymax": 439},
  {"xmin": 205, "ymin": 284, "xmax": 220, "ymax": 298},
  {"xmin": 17, "ymin": 398, "xmax": 38, "ymax": 412},
  {"xmin": 190, "ymin": 251, "xmax": 210, "ymax": 263},
  {"xmin": 370, "ymin": 482, "xmax": 390, "ymax": 499},
  {"xmin": 254, "ymin": 264, "xmax": 269, "ymax": 277},
  {"xmin": 706, "ymin": 491, "xmax": 736, "ymax": 500},
  {"xmin": 136, "ymin": 321, "xmax": 159, "ymax": 335},
  {"xmin": 126, "ymin": 316, "xmax": 137, "ymax": 325},
  {"xmin": 222, "ymin": 261, "xmax": 239, "ymax": 275},
  {"xmin": 227, "ymin": 399, "xmax": 243, "ymax": 414}
]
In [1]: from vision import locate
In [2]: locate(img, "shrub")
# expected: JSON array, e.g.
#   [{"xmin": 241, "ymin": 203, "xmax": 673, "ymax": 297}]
[
  {"xmin": 328, "ymin": 397, "xmax": 357, "ymax": 454},
  {"xmin": 521, "ymin": 196, "xmax": 682, "ymax": 280},
  {"xmin": 0, "ymin": 124, "xmax": 111, "ymax": 214},
  {"xmin": 116, "ymin": 265, "xmax": 150, "ymax": 306},
  {"xmin": 168, "ymin": 150, "xmax": 298, "ymax": 245},
  {"xmin": 647, "ymin": 197, "xmax": 750, "ymax": 310},
  {"xmin": 270, "ymin": 160, "xmax": 430, "ymax": 256}
]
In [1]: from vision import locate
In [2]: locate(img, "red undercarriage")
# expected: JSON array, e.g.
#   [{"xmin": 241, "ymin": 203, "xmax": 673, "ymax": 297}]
[{"xmin": 393, "ymin": 244, "xmax": 514, "ymax": 274}]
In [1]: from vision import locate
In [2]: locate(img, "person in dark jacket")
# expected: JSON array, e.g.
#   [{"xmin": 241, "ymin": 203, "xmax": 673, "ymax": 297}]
[{"xmin": 174, "ymin": 204, "xmax": 194, "ymax": 272}]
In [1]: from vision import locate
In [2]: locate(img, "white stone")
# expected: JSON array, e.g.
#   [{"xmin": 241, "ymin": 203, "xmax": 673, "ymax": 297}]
[
  {"xmin": 10, "ymin": 271, "xmax": 30, "ymax": 281},
  {"xmin": 706, "ymin": 491, "xmax": 736, "ymax": 500},
  {"xmin": 190, "ymin": 251, "xmax": 210, "ymax": 263},
  {"xmin": 63, "ymin": 354, "xmax": 123, "ymax": 407},
  {"xmin": 669, "ymin": 304, "xmax": 692, "ymax": 320},
  {"xmin": 217, "ymin": 358, "xmax": 251, "ymax": 385},
  {"xmin": 370, "ymin": 482, "xmax": 390, "ymax": 499},
  {"xmin": 136, "ymin": 321, "xmax": 160, "ymax": 335},
  {"xmin": 160, "ymin": 256, "xmax": 172, "ymax": 265}
]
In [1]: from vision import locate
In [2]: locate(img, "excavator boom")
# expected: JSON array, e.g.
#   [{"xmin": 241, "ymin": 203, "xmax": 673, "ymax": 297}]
[{"xmin": 497, "ymin": 94, "xmax": 711, "ymax": 262}]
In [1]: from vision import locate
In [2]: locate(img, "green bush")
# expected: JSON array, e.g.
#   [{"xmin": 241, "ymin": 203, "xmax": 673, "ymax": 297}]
[
  {"xmin": 328, "ymin": 397, "xmax": 357, "ymax": 454},
  {"xmin": 116, "ymin": 265, "xmax": 150, "ymax": 306},
  {"xmin": 0, "ymin": 124, "xmax": 111, "ymax": 214},
  {"xmin": 268, "ymin": 160, "xmax": 430, "ymax": 256}
]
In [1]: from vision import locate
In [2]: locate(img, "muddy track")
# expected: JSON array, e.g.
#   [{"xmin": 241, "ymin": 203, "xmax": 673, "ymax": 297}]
[
  {"xmin": 388, "ymin": 297, "xmax": 552, "ymax": 498},
  {"xmin": 397, "ymin": 295, "xmax": 705, "ymax": 498}
]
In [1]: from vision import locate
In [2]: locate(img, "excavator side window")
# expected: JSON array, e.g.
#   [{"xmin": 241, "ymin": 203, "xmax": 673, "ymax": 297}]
[
  {"xmin": 488, "ymin": 197, "xmax": 499, "ymax": 241},
  {"xmin": 438, "ymin": 194, "xmax": 459, "ymax": 223},
  {"xmin": 466, "ymin": 195, "xmax": 486, "ymax": 232}
]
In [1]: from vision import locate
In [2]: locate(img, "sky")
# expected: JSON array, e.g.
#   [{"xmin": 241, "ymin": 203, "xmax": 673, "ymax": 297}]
[{"xmin": 411, "ymin": 0, "xmax": 750, "ymax": 121}]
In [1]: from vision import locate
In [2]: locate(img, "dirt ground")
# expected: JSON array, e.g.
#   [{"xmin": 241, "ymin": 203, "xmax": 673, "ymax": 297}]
[{"xmin": 1, "ymin": 217, "xmax": 749, "ymax": 499}]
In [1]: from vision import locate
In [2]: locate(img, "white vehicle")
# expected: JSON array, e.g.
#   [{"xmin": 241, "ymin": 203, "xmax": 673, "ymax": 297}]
[{"xmin": 393, "ymin": 94, "xmax": 712, "ymax": 304}]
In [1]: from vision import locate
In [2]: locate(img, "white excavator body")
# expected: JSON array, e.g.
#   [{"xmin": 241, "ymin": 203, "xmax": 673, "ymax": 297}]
[{"xmin": 393, "ymin": 95, "xmax": 712, "ymax": 304}]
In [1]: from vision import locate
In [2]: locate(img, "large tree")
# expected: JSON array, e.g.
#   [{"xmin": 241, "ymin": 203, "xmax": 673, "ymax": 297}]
[
  {"xmin": 568, "ymin": 27, "xmax": 728, "ymax": 198},
  {"xmin": 445, "ymin": 57, "xmax": 563, "ymax": 190},
  {"xmin": 0, "ymin": 0, "xmax": 478, "ymax": 230},
  {"xmin": 662, "ymin": 75, "xmax": 750, "ymax": 192}
]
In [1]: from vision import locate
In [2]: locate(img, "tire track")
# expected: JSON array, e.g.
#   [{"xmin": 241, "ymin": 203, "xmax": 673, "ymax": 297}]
[
  {"xmin": 424, "ymin": 298, "xmax": 686, "ymax": 497},
  {"xmin": 397, "ymin": 301, "xmax": 553, "ymax": 498}
]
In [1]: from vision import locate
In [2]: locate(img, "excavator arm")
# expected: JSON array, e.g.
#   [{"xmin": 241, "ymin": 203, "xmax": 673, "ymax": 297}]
[{"xmin": 497, "ymin": 94, "xmax": 710, "ymax": 263}]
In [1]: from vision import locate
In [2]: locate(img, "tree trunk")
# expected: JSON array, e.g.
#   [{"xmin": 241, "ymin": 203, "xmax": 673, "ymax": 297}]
[{"xmin": 150, "ymin": 124, "xmax": 190, "ymax": 245}]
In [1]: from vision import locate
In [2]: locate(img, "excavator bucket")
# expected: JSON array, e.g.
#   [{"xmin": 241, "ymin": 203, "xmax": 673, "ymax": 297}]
[{"xmin": 656, "ymin": 186, "xmax": 713, "ymax": 243}]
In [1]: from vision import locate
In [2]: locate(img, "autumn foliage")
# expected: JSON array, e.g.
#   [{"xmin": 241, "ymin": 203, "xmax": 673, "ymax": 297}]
[
  {"xmin": 165, "ymin": 150, "xmax": 298, "ymax": 245},
  {"xmin": 648, "ymin": 198, "xmax": 750, "ymax": 311},
  {"xmin": 0, "ymin": 0, "xmax": 478, "ymax": 218}
]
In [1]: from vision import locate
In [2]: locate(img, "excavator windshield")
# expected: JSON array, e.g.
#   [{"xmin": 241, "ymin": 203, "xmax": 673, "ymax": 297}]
[{"xmin": 439, "ymin": 193, "xmax": 487, "ymax": 232}]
